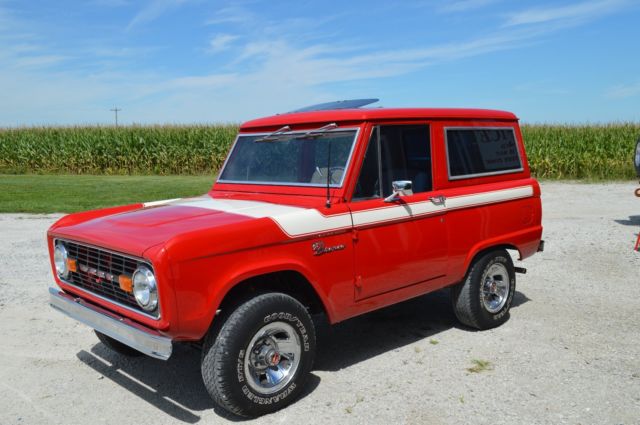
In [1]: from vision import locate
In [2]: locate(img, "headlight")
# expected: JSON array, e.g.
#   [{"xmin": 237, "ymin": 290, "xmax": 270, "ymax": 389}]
[
  {"xmin": 132, "ymin": 266, "xmax": 158, "ymax": 311},
  {"xmin": 54, "ymin": 243, "xmax": 69, "ymax": 279}
]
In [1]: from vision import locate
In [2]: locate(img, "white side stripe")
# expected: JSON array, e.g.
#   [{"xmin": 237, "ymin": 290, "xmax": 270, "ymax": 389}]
[
  {"xmin": 262, "ymin": 209, "xmax": 352, "ymax": 236},
  {"xmin": 445, "ymin": 185, "xmax": 533, "ymax": 211},
  {"xmin": 142, "ymin": 198, "xmax": 182, "ymax": 208},
  {"xmin": 164, "ymin": 185, "xmax": 534, "ymax": 237},
  {"xmin": 352, "ymin": 199, "xmax": 443, "ymax": 226}
]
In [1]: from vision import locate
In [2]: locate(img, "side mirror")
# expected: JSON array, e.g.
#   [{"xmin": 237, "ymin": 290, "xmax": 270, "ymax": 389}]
[{"xmin": 384, "ymin": 180, "xmax": 413, "ymax": 202}]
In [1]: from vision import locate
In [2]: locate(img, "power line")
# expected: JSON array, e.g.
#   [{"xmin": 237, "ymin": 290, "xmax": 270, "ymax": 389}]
[{"xmin": 110, "ymin": 107, "xmax": 122, "ymax": 127}]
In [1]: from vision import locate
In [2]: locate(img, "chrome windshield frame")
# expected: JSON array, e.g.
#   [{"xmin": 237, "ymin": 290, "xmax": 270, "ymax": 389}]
[{"xmin": 217, "ymin": 126, "xmax": 361, "ymax": 188}]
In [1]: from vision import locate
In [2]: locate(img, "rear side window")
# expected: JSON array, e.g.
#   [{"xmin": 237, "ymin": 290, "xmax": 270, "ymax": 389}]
[{"xmin": 446, "ymin": 127, "xmax": 522, "ymax": 179}]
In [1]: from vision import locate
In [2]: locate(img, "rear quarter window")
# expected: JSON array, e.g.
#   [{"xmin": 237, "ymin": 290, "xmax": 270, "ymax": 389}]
[{"xmin": 446, "ymin": 127, "xmax": 522, "ymax": 179}]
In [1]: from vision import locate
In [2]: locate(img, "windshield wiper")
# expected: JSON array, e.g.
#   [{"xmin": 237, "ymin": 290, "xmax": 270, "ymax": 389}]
[
  {"xmin": 254, "ymin": 123, "xmax": 339, "ymax": 142},
  {"xmin": 300, "ymin": 123, "xmax": 338, "ymax": 139},
  {"xmin": 254, "ymin": 125, "xmax": 292, "ymax": 142}
]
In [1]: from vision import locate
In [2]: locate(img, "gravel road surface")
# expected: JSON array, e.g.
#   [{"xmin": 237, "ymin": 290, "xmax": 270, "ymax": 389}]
[{"xmin": 1, "ymin": 182, "xmax": 639, "ymax": 425}]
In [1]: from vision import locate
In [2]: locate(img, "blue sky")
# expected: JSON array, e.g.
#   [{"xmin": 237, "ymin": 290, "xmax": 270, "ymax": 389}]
[{"xmin": 0, "ymin": 0, "xmax": 639, "ymax": 126}]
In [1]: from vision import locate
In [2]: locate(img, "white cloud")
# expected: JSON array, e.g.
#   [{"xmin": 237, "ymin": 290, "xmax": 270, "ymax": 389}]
[
  {"xmin": 10, "ymin": 43, "xmax": 42, "ymax": 53},
  {"xmin": 0, "ymin": 5, "xmax": 65, "ymax": 69},
  {"xmin": 127, "ymin": 0, "xmax": 190, "ymax": 30},
  {"xmin": 11, "ymin": 54, "xmax": 68, "ymax": 69},
  {"xmin": 205, "ymin": 6, "xmax": 254, "ymax": 26},
  {"xmin": 505, "ymin": 0, "xmax": 629, "ymax": 27},
  {"xmin": 0, "ymin": 0, "xmax": 635, "ymax": 125},
  {"xmin": 167, "ymin": 73, "xmax": 238, "ymax": 89},
  {"xmin": 0, "ymin": 21, "xmax": 576, "ymax": 125},
  {"xmin": 606, "ymin": 82, "xmax": 640, "ymax": 99},
  {"xmin": 207, "ymin": 34, "xmax": 239, "ymax": 53}
]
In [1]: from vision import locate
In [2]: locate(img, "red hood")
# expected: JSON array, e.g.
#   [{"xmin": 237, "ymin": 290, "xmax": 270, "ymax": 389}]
[
  {"xmin": 49, "ymin": 194, "xmax": 352, "ymax": 260},
  {"xmin": 50, "ymin": 202, "xmax": 258, "ymax": 257}
]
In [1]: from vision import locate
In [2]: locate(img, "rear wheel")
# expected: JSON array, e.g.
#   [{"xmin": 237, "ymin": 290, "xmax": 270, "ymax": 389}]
[
  {"xmin": 201, "ymin": 293, "xmax": 316, "ymax": 418},
  {"xmin": 95, "ymin": 330, "xmax": 143, "ymax": 357},
  {"xmin": 452, "ymin": 249, "xmax": 516, "ymax": 330}
]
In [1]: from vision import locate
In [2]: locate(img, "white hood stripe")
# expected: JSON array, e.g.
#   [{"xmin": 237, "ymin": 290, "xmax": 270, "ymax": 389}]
[{"xmin": 157, "ymin": 185, "xmax": 533, "ymax": 237}]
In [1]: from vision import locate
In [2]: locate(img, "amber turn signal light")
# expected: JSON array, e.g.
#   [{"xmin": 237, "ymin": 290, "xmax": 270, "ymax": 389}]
[
  {"xmin": 66, "ymin": 258, "xmax": 77, "ymax": 273},
  {"xmin": 119, "ymin": 275, "xmax": 133, "ymax": 293}
]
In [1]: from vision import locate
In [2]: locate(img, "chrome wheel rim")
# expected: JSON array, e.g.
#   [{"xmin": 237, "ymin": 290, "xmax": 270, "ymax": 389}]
[
  {"xmin": 481, "ymin": 263, "xmax": 510, "ymax": 313},
  {"xmin": 243, "ymin": 321, "xmax": 301, "ymax": 395}
]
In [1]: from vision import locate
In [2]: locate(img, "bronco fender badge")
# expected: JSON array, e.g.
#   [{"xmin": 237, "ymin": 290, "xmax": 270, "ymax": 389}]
[{"xmin": 312, "ymin": 241, "xmax": 345, "ymax": 256}]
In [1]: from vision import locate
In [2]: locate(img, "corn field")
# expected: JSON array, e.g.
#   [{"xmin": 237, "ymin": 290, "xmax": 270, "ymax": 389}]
[
  {"xmin": 521, "ymin": 123, "xmax": 640, "ymax": 180},
  {"xmin": 0, "ymin": 123, "xmax": 638, "ymax": 179},
  {"xmin": 0, "ymin": 125, "xmax": 238, "ymax": 175}
]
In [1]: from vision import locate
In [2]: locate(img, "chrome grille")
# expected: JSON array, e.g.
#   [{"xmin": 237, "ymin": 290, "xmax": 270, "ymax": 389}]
[{"xmin": 57, "ymin": 239, "xmax": 158, "ymax": 318}]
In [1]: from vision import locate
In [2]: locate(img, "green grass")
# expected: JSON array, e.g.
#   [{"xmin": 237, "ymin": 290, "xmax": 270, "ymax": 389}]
[
  {"xmin": 466, "ymin": 359, "xmax": 494, "ymax": 374},
  {"xmin": 0, "ymin": 174, "xmax": 214, "ymax": 213}
]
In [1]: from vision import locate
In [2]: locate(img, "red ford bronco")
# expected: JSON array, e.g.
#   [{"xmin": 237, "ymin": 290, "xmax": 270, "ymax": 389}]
[{"xmin": 48, "ymin": 100, "xmax": 543, "ymax": 417}]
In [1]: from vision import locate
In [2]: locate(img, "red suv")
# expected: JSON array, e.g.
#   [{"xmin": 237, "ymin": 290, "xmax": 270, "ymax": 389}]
[{"xmin": 48, "ymin": 101, "xmax": 543, "ymax": 417}]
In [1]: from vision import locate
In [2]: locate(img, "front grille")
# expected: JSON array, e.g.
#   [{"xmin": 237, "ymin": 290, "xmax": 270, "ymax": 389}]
[{"xmin": 57, "ymin": 239, "xmax": 158, "ymax": 318}]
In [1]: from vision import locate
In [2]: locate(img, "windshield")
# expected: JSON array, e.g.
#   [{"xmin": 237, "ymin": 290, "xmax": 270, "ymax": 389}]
[{"xmin": 218, "ymin": 129, "xmax": 357, "ymax": 186}]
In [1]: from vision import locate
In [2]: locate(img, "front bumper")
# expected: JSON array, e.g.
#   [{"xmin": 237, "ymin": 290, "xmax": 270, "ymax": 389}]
[{"xmin": 49, "ymin": 287, "xmax": 172, "ymax": 360}]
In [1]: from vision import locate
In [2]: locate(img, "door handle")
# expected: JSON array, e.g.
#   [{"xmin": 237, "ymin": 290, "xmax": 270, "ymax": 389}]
[{"xmin": 429, "ymin": 195, "xmax": 446, "ymax": 206}]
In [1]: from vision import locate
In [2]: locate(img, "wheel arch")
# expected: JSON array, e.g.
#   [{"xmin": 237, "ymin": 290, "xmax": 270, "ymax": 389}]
[
  {"xmin": 208, "ymin": 266, "xmax": 333, "ymax": 337},
  {"xmin": 463, "ymin": 242, "xmax": 519, "ymax": 275}
]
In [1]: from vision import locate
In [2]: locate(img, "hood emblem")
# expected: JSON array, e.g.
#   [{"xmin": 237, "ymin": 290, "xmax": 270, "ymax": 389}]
[{"xmin": 312, "ymin": 241, "xmax": 345, "ymax": 256}]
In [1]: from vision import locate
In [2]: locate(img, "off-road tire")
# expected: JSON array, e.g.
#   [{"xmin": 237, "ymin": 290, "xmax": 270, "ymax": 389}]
[
  {"xmin": 201, "ymin": 293, "xmax": 316, "ymax": 418},
  {"xmin": 451, "ymin": 249, "xmax": 516, "ymax": 330},
  {"xmin": 95, "ymin": 330, "xmax": 143, "ymax": 357}
]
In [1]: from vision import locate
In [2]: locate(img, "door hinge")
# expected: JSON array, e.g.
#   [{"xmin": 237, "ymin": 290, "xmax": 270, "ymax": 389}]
[{"xmin": 352, "ymin": 229, "xmax": 359, "ymax": 242}]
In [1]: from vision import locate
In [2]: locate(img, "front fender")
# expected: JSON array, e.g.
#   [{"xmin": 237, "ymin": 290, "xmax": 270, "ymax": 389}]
[{"xmin": 168, "ymin": 233, "xmax": 353, "ymax": 340}]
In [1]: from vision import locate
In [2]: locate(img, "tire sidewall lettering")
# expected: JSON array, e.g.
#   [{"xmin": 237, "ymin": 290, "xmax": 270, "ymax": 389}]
[
  {"xmin": 236, "ymin": 349, "xmax": 245, "ymax": 383},
  {"xmin": 263, "ymin": 312, "xmax": 310, "ymax": 352},
  {"xmin": 235, "ymin": 309, "xmax": 309, "ymax": 405},
  {"xmin": 241, "ymin": 383, "xmax": 297, "ymax": 405}
]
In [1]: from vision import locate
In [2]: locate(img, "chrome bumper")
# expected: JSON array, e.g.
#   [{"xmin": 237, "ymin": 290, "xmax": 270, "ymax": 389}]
[{"xmin": 49, "ymin": 287, "xmax": 172, "ymax": 360}]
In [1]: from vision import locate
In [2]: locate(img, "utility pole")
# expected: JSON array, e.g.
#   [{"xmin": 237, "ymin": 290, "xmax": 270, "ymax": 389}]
[{"xmin": 110, "ymin": 107, "xmax": 122, "ymax": 127}]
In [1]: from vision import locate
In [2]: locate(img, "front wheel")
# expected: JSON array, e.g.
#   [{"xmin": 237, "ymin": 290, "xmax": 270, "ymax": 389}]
[
  {"xmin": 201, "ymin": 293, "xmax": 316, "ymax": 418},
  {"xmin": 451, "ymin": 249, "xmax": 516, "ymax": 330}
]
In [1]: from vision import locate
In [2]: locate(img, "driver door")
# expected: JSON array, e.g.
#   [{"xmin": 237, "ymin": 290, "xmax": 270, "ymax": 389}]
[{"xmin": 349, "ymin": 124, "xmax": 448, "ymax": 301}]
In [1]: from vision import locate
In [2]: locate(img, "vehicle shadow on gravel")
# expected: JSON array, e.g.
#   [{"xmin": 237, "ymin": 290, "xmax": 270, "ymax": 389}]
[
  {"xmin": 314, "ymin": 289, "xmax": 530, "ymax": 371},
  {"xmin": 614, "ymin": 215, "xmax": 640, "ymax": 226},
  {"xmin": 75, "ymin": 289, "xmax": 528, "ymax": 422},
  {"xmin": 76, "ymin": 344, "xmax": 320, "ymax": 423}
]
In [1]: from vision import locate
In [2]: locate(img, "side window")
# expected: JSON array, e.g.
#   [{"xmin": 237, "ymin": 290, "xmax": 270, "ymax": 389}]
[
  {"xmin": 352, "ymin": 129, "xmax": 381, "ymax": 199},
  {"xmin": 353, "ymin": 125, "xmax": 432, "ymax": 200},
  {"xmin": 446, "ymin": 128, "xmax": 522, "ymax": 179}
]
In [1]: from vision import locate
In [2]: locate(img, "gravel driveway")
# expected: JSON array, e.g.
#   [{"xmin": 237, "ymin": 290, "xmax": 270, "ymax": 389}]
[{"xmin": 1, "ymin": 182, "xmax": 639, "ymax": 425}]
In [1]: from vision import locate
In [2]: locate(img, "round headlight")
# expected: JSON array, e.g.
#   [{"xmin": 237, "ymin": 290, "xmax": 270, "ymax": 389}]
[
  {"xmin": 132, "ymin": 266, "xmax": 158, "ymax": 311},
  {"xmin": 54, "ymin": 243, "xmax": 69, "ymax": 278}
]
